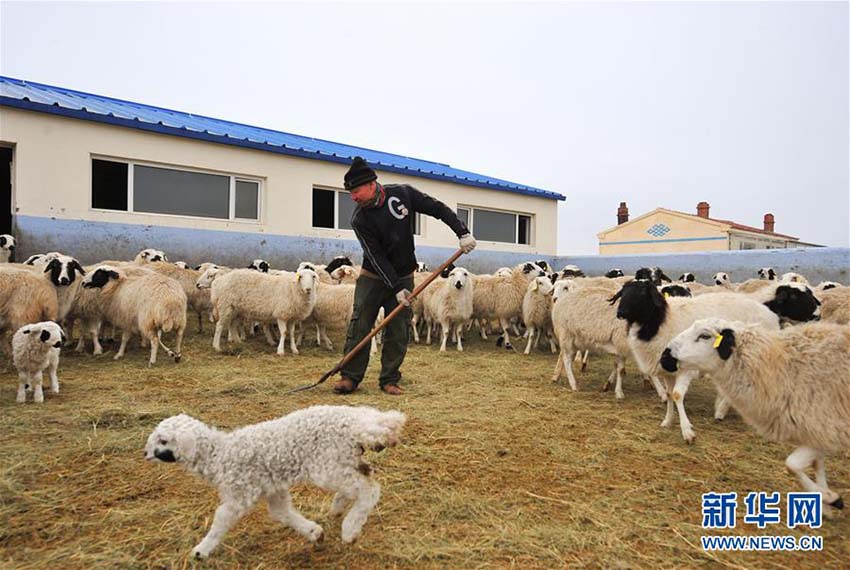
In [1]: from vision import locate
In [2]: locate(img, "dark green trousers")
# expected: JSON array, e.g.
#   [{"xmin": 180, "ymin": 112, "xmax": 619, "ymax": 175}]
[{"xmin": 341, "ymin": 274, "xmax": 413, "ymax": 387}]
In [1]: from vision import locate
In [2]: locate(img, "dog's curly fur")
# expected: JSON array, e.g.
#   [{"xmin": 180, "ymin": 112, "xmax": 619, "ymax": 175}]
[{"xmin": 145, "ymin": 405, "xmax": 406, "ymax": 559}]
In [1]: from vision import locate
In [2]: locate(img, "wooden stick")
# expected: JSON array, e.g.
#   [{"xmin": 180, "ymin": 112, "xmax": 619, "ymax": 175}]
[{"xmin": 286, "ymin": 248, "xmax": 466, "ymax": 394}]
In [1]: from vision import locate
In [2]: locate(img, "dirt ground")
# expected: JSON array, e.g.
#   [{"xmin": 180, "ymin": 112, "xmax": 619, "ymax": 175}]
[{"xmin": 2, "ymin": 325, "xmax": 847, "ymax": 569}]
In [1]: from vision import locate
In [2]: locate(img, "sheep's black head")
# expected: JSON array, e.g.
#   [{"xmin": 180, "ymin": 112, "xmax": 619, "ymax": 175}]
[
  {"xmin": 548, "ymin": 273, "xmax": 558, "ymax": 285},
  {"xmin": 248, "ymin": 260, "xmax": 270, "ymax": 273},
  {"xmin": 440, "ymin": 263, "xmax": 457, "ymax": 279},
  {"xmin": 325, "ymin": 256, "xmax": 354, "ymax": 274},
  {"xmin": 635, "ymin": 266, "xmax": 671, "ymax": 285},
  {"xmin": 83, "ymin": 267, "xmax": 121, "ymax": 289},
  {"xmin": 535, "ymin": 260, "xmax": 550, "ymax": 272},
  {"xmin": 605, "ymin": 269, "xmax": 624, "ymax": 278},
  {"xmin": 609, "ymin": 280, "xmax": 667, "ymax": 341},
  {"xmin": 523, "ymin": 262, "xmax": 546, "ymax": 277},
  {"xmin": 44, "ymin": 257, "xmax": 84, "ymax": 287},
  {"xmin": 678, "ymin": 272, "xmax": 696, "ymax": 283},
  {"xmin": 758, "ymin": 267, "xmax": 776, "ymax": 280},
  {"xmin": 764, "ymin": 284, "xmax": 821, "ymax": 323},
  {"xmin": 661, "ymin": 284, "xmax": 692, "ymax": 298}
]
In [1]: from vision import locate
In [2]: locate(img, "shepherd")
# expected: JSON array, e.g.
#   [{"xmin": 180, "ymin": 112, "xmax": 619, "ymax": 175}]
[{"xmin": 334, "ymin": 156, "xmax": 477, "ymax": 395}]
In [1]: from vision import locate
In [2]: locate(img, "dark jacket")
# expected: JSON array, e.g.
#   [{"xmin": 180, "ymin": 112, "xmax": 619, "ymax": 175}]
[{"xmin": 350, "ymin": 184, "xmax": 468, "ymax": 293}]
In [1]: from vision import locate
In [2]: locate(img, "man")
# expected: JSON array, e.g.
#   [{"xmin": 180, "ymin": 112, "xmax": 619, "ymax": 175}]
[{"xmin": 334, "ymin": 156, "xmax": 476, "ymax": 395}]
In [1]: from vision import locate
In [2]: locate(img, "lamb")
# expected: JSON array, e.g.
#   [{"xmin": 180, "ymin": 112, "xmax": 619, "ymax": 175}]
[
  {"xmin": 12, "ymin": 321, "xmax": 64, "ymax": 403},
  {"xmin": 818, "ymin": 287, "xmax": 850, "ymax": 325},
  {"xmin": 211, "ymin": 267, "xmax": 318, "ymax": 355},
  {"xmin": 0, "ymin": 234, "xmax": 16, "ymax": 262},
  {"xmin": 609, "ymin": 280, "xmax": 780, "ymax": 443},
  {"xmin": 144, "ymin": 405, "xmax": 406, "ymax": 559},
  {"xmin": 521, "ymin": 275, "xmax": 556, "ymax": 355},
  {"xmin": 662, "ymin": 318, "xmax": 850, "ymax": 509},
  {"xmin": 82, "ymin": 265, "xmax": 187, "ymax": 364},
  {"xmin": 424, "ymin": 267, "xmax": 474, "ymax": 351}
]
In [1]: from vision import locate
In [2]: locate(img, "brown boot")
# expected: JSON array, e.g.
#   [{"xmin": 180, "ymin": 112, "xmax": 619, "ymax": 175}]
[
  {"xmin": 333, "ymin": 377, "xmax": 358, "ymax": 395},
  {"xmin": 381, "ymin": 384, "xmax": 403, "ymax": 396}
]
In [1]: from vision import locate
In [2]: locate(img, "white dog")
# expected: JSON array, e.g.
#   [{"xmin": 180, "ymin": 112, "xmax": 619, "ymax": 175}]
[{"xmin": 145, "ymin": 405, "xmax": 406, "ymax": 559}]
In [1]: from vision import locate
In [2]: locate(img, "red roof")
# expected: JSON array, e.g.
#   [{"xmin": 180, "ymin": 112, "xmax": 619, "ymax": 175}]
[{"xmin": 669, "ymin": 209, "xmax": 799, "ymax": 240}]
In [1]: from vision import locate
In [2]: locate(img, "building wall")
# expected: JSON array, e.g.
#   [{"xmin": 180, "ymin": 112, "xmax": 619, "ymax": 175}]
[
  {"xmin": 0, "ymin": 108, "xmax": 559, "ymax": 256},
  {"xmin": 598, "ymin": 210, "xmax": 729, "ymax": 254}
]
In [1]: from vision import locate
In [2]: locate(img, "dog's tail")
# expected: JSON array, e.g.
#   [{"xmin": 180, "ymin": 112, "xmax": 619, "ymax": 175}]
[{"xmin": 354, "ymin": 409, "xmax": 407, "ymax": 451}]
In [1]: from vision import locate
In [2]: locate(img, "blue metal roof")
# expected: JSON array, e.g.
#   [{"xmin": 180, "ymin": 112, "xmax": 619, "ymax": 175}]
[{"xmin": 0, "ymin": 76, "xmax": 564, "ymax": 201}]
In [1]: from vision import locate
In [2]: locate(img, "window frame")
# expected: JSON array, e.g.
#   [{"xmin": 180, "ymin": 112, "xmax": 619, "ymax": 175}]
[
  {"xmin": 457, "ymin": 204, "xmax": 533, "ymax": 245},
  {"xmin": 90, "ymin": 156, "xmax": 263, "ymax": 223},
  {"xmin": 312, "ymin": 186, "xmax": 421, "ymax": 235}
]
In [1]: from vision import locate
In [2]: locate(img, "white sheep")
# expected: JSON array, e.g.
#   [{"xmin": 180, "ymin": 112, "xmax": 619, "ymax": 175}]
[
  {"xmin": 814, "ymin": 281, "xmax": 842, "ymax": 293},
  {"xmin": 424, "ymin": 267, "xmax": 474, "ymax": 352},
  {"xmin": 818, "ymin": 287, "xmax": 850, "ymax": 325},
  {"xmin": 521, "ymin": 275, "xmax": 555, "ymax": 355},
  {"xmin": 471, "ymin": 262, "xmax": 545, "ymax": 348},
  {"xmin": 82, "ymin": 265, "xmax": 187, "ymax": 365},
  {"xmin": 211, "ymin": 268, "xmax": 318, "ymax": 355},
  {"xmin": 0, "ymin": 267, "xmax": 59, "ymax": 353},
  {"xmin": 662, "ymin": 319, "xmax": 850, "ymax": 509},
  {"xmin": 780, "ymin": 272, "xmax": 809, "ymax": 285},
  {"xmin": 610, "ymin": 280, "xmax": 780, "ymax": 443},
  {"xmin": 712, "ymin": 272, "xmax": 733, "ymax": 288},
  {"xmin": 0, "ymin": 234, "xmax": 16, "ymax": 263},
  {"xmin": 248, "ymin": 259, "xmax": 270, "ymax": 272},
  {"xmin": 173, "ymin": 261, "xmax": 190, "ymax": 270},
  {"xmin": 144, "ymin": 405, "xmax": 406, "ymax": 559},
  {"xmin": 12, "ymin": 321, "xmax": 64, "ymax": 403},
  {"xmin": 310, "ymin": 282, "xmax": 355, "ymax": 350},
  {"xmin": 148, "ymin": 261, "xmax": 213, "ymax": 333}
]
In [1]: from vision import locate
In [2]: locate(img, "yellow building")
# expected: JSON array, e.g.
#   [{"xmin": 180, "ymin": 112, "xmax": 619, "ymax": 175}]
[{"xmin": 597, "ymin": 201, "xmax": 811, "ymax": 255}]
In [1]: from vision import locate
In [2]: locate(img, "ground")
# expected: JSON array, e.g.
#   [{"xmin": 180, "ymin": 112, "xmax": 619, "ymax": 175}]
[{"xmin": 1, "ymin": 324, "xmax": 848, "ymax": 570}]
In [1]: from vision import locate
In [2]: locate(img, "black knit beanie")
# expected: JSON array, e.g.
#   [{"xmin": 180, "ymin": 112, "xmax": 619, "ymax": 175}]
[{"xmin": 344, "ymin": 156, "xmax": 377, "ymax": 190}]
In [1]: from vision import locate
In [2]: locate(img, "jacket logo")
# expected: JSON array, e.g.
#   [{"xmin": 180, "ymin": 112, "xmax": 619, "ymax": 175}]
[{"xmin": 387, "ymin": 196, "xmax": 408, "ymax": 220}]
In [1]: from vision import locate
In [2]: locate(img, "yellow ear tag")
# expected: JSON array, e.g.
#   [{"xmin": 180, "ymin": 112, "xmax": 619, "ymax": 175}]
[
  {"xmin": 293, "ymin": 274, "xmax": 299, "ymax": 283},
  {"xmin": 713, "ymin": 334, "xmax": 723, "ymax": 348},
  {"xmin": 664, "ymin": 292, "xmax": 670, "ymax": 299}
]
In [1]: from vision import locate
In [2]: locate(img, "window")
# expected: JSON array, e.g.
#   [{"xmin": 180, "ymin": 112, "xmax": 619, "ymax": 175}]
[
  {"xmin": 457, "ymin": 205, "xmax": 532, "ymax": 245},
  {"xmin": 91, "ymin": 158, "xmax": 261, "ymax": 221},
  {"xmin": 313, "ymin": 187, "xmax": 421, "ymax": 235}
]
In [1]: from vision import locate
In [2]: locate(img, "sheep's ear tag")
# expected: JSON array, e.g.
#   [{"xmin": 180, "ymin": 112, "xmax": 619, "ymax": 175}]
[
  {"xmin": 664, "ymin": 292, "xmax": 670, "ymax": 299},
  {"xmin": 531, "ymin": 280, "xmax": 539, "ymax": 292},
  {"xmin": 293, "ymin": 273, "xmax": 300, "ymax": 283},
  {"xmin": 713, "ymin": 334, "xmax": 723, "ymax": 348}
]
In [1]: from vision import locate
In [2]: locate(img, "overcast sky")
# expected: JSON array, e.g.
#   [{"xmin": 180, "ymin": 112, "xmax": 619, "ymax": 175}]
[{"xmin": 2, "ymin": 1, "xmax": 847, "ymax": 254}]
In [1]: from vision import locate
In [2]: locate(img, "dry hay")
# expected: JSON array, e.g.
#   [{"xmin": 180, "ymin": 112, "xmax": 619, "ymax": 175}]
[{"xmin": 1, "ymin": 323, "xmax": 849, "ymax": 570}]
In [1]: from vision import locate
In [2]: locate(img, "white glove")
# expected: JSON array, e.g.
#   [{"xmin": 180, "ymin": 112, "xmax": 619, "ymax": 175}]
[
  {"xmin": 396, "ymin": 289, "xmax": 411, "ymax": 306},
  {"xmin": 459, "ymin": 233, "xmax": 476, "ymax": 254}
]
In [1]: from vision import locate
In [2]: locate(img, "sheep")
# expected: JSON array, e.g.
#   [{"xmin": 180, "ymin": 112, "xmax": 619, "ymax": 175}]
[
  {"xmin": 609, "ymin": 280, "xmax": 780, "ymax": 443},
  {"xmin": 144, "ymin": 405, "xmax": 406, "ymax": 559},
  {"xmin": 248, "ymin": 259, "xmax": 270, "ymax": 272},
  {"xmin": 12, "ymin": 321, "xmax": 64, "ymax": 403},
  {"xmin": 818, "ymin": 287, "xmax": 850, "ymax": 325},
  {"xmin": 758, "ymin": 267, "xmax": 777, "ymax": 280},
  {"xmin": 781, "ymin": 272, "xmax": 809, "ymax": 285},
  {"xmin": 415, "ymin": 261, "xmax": 430, "ymax": 272},
  {"xmin": 558, "ymin": 265, "xmax": 585, "ymax": 279},
  {"xmin": 173, "ymin": 261, "xmax": 190, "ymax": 270},
  {"xmin": 134, "ymin": 248, "xmax": 168, "ymax": 264},
  {"xmin": 742, "ymin": 282, "xmax": 822, "ymax": 325},
  {"xmin": 635, "ymin": 266, "xmax": 671, "ymax": 285},
  {"xmin": 82, "ymin": 265, "xmax": 187, "ymax": 365},
  {"xmin": 330, "ymin": 264, "xmax": 359, "ymax": 285},
  {"xmin": 424, "ymin": 267, "xmax": 474, "ymax": 352},
  {"xmin": 661, "ymin": 318, "xmax": 850, "ymax": 509},
  {"xmin": 195, "ymin": 265, "xmax": 231, "ymax": 289},
  {"xmin": 604, "ymin": 269, "xmax": 625, "ymax": 278},
  {"xmin": 551, "ymin": 280, "xmax": 665, "ymax": 400},
  {"xmin": 660, "ymin": 284, "xmax": 692, "ymax": 298},
  {"xmin": 472, "ymin": 262, "xmax": 545, "ymax": 349},
  {"xmin": 0, "ymin": 267, "xmax": 59, "ymax": 353},
  {"xmin": 712, "ymin": 272, "xmax": 733, "ymax": 287},
  {"xmin": 494, "ymin": 267, "xmax": 513, "ymax": 278},
  {"xmin": 325, "ymin": 256, "xmax": 355, "ymax": 275},
  {"xmin": 0, "ymin": 234, "xmax": 16, "ymax": 262},
  {"xmin": 521, "ymin": 275, "xmax": 555, "ymax": 355},
  {"xmin": 678, "ymin": 272, "xmax": 696, "ymax": 283},
  {"xmin": 814, "ymin": 281, "xmax": 842, "ymax": 293},
  {"xmin": 211, "ymin": 267, "xmax": 318, "ymax": 355},
  {"xmin": 147, "ymin": 261, "xmax": 213, "ymax": 333},
  {"xmin": 735, "ymin": 278, "xmax": 772, "ymax": 294},
  {"xmin": 310, "ymin": 283, "xmax": 355, "ymax": 350}
]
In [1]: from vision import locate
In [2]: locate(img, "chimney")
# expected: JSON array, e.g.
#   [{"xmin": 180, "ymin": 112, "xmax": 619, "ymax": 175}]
[
  {"xmin": 697, "ymin": 201, "xmax": 710, "ymax": 219},
  {"xmin": 617, "ymin": 202, "xmax": 629, "ymax": 225},
  {"xmin": 763, "ymin": 213, "xmax": 775, "ymax": 233}
]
